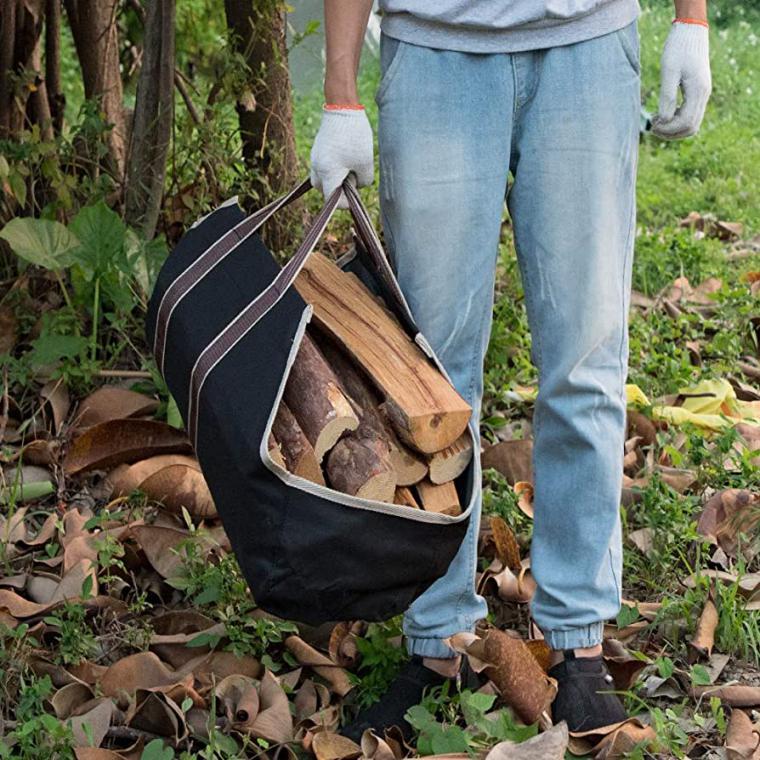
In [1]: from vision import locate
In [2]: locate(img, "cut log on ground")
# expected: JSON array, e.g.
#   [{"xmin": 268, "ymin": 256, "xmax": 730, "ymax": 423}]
[
  {"xmin": 326, "ymin": 422, "xmax": 396, "ymax": 502},
  {"xmin": 295, "ymin": 254, "xmax": 471, "ymax": 454},
  {"xmin": 271, "ymin": 402, "xmax": 325, "ymax": 485},
  {"xmin": 394, "ymin": 486, "xmax": 420, "ymax": 509},
  {"xmin": 416, "ymin": 478, "xmax": 461, "ymax": 516},
  {"xmin": 317, "ymin": 333, "xmax": 428, "ymax": 485},
  {"xmin": 283, "ymin": 333, "xmax": 359, "ymax": 462},
  {"xmin": 428, "ymin": 433, "xmax": 474, "ymax": 484}
]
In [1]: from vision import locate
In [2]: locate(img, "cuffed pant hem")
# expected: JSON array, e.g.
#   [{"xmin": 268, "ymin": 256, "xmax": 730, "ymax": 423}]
[
  {"xmin": 405, "ymin": 636, "xmax": 458, "ymax": 659},
  {"xmin": 542, "ymin": 621, "xmax": 605, "ymax": 650}
]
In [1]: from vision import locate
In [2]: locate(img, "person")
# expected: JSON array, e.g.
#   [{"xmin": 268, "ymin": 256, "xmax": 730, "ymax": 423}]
[{"xmin": 309, "ymin": 0, "xmax": 711, "ymax": 736}]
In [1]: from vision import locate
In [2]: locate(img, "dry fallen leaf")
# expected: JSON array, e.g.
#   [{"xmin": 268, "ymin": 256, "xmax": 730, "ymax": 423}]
[
  {"xmin": 689, "ymin": 596, "xmax": 719, "ymax": 661},
  {"xmin": 489, "ymin": 515, "xmax": 522, "ymax": 573},
  {"xmin": 284, "ymin": 636, "xmax": 353, "ymax": 697},
  {"xmin": 481, "ymin": 439, "xmax": 533, "ymax": 485},
  {"xmin": 697, "ymin": 489, "xmax": 760, "ymax": 557},
  {"xmin": 63, "ymin": 419, "xmax": 192, "ymax": 475},
  {"xmin": 311, "ymin": 730, "xmax": 362, "ymax": 760},
  {"xmin": 513, "ymin": 481, "xmax": 534, "ymax": 519},
  {"xmin": 74, "ymin": 386, "xmax": 159, "ymax": 429},
  {"xmin": 567, "ymin": 718, "xmax": 656, "ymax": 758}
]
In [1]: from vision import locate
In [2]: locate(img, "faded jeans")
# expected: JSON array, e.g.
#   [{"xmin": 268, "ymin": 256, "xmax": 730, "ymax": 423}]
[{"xmin": 377, "ymin": 22, "xmax": 640, "ymax": 655}]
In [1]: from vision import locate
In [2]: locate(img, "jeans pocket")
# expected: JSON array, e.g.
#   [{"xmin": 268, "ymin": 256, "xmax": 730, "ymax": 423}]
[
  {"xmin": 375, "ymin": 34, "xmax": 409, "ymax": 107},
  {"xmin": 615, "ymin": 21, "xmax": 641, "ymax": 76}
]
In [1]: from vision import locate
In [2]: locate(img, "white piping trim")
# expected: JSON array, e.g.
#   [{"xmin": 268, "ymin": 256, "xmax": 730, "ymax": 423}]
[{"xmin": 259, "ymin": 306, "xmax": 478, "ymax": 525}]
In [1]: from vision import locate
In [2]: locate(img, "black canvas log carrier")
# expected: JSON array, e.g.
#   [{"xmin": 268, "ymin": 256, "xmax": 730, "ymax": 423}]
[{"xmin": 145, "ymin": 178, "xmax": 479, "ymax": 625}]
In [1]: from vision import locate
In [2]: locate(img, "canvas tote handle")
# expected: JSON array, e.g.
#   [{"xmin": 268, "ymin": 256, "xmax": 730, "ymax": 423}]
[{"xmin": 185, "ymin": 176, "xmax": 408, "ymax": 448}]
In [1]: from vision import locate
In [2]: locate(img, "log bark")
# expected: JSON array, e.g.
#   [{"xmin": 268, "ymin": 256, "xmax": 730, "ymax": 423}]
[
  {"xmin": 295, "ymin": 254, "xmax": 471, "ymax": 454},
  {"xmin": 223, "ymin": 0, "xmax": 299, "ymax": 249},
  {"xmin": 283, "ymin": 333, "xmax": 359, "ymax": 463},
  {"xmin": 326, "ymin": 428, "xmax": 396, "ymax": 502},
  {"xmin": 63, "ymin": 0, "xmax": 126, "ymax": 178},
  {"xmin": 124, "ymin": 0, "xmax": 175, "ymax": 239},
  {"xmin": 271, "ymin": 402, "xmax": 325, "ymax": 485},
  {"xmin": 429, "ymin": 433, "xmax": 473, "ymax": 484},
  {"xmin": 394, "ymin": 486, "xmax": 420, "ymax": 509},
  {"xmin": 317, "ymin": 333, "xmax": 428, "ymax": 485},
  {"xmin": 416, "ymin": 479, "xmax": 461, "ymax": 516},
  {"xmin": 267, "ymin": 432, "xmax": 286, "ymax": 470}
]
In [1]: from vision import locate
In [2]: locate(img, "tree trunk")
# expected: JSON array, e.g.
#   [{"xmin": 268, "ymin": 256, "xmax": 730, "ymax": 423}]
[
  {"xmin": 223, "ymin": 0, "xmax": 300, "ymax": 249},
  {"xmin": 63, "ymin": 0, "xmax": 126, "ymax": 180},
  {"xmin": 124, "ymin": 0, "xmax": 175, "ymax": 239},
  {"xmin": 45, "ymin": 0, "xmax": 64, "ymax": 134},
  {"xmin": 0, "ymin": 0, "xmax": 45, "ymax": 139}
]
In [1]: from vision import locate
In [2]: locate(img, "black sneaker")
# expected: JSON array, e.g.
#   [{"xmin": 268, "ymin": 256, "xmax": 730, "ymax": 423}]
[
  {"xmin": 548, "ymin": 650, "xmax": 628, "ymax": 733},
  {"xmin": 341, "ymin": 655, "xmax": 479, "ymax": 743}
]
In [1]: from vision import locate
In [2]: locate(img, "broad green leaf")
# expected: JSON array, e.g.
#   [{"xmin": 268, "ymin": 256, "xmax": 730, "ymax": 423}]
[
  {"xmin": 70, "ymin": 201, "xmax": 126, "ymax": 275},
  {"xmin": 0, "ymin": 217, "xmax": 78, "ymax": 269},
  {"xmin": 691, "ymin": 664, "xmax": 712, "ymax": 686},
  {"xmin": 166, "ymin": 393, "xmax": 182, "ymax": 428},
  {"xmin": 29, "ymin": 333, "xmax": 88, "ymax": 367}
]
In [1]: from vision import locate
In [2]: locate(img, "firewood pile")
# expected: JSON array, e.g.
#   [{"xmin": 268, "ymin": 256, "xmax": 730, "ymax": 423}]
[{"xmin": 266, "ymin": 252, "xmax": 473, "ymax": 516}]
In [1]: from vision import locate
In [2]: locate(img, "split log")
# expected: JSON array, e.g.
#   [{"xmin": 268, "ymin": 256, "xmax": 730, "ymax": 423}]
[
  {"xmin": 267, "ymin": 433, "xmax": 286, "ymax": 470},
  {"xmin": 416, "ymin": 479, "xmax": 461, "ymax": 516},
  {"xmin": 394, "ymin": 487, "xmax": 420, "ymax": 509},
  {"xmin": 326, "ymin": 427, "xmax": 396, "ymax": 502},
  {"xmin": 271, "ymin": 402, "xmax": 325, "ymax": 485},
  {"xmin": 283, "ymin": 333, "xmax": 359, "ymax": 462},
  {"xmin": 318, "ymin": 334, "xmax": 428, "ymax": 485},
  {"xmin": 295, "ymin": 254, "xmax": 471, "ymax": 454},
  {"xmin": 428, "ymin": 433, "xmax": 473, "ymax": 484}
]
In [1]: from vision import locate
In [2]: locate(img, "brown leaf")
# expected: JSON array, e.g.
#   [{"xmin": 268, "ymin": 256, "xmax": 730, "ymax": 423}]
[
  {"xmin": 139, "ymin": 463, "xmax": 217, "ymax": 519},
  {"xmin": 483, "ymin": 722, "xmax": 568, "ymax": 760},
  {"xmin": 602, "ymin": 639, "xmax": 647, "ymax": 691},
  {"xmin": 252, "ymin": 671, "xmax": 294, "ymax": 744},
  {"xmin": 284, "ymin": 636, "xmax": 353, "ymax": 697},
  {"xmin": 697, "ymin": 489, "xmax": 760, "ymax": 557},
  {"xmin": 312, "ymin": 730, "xmax": 362, "ymax": 760},
  {"xmin": 513, "ymin": 481, "xmax": 534, "ymax": 519},
  {"xmin": 626, "ymin": 411, "xmax": 657, "ymax": 447},
  {"xmin": 690, "ymin": 597, "xmax": 719, "ymax": 661},
  {"xmin": 690, "ymin": 685, "xmax": 760, "ymax": 706},
  {"xmin": 726, "ymin": 708, "xmax": 760, "ymax": 760},
  {"xmin": 130, "ymin": 524, "xmax": 191, "ymax": 579},
  {"xmin": 127, "ymin": 689, "xmax": 188, "ymax": 743},
  {"xmin": 69, "ymin": 698, "xmax": 114, "ymax": 748},
  {"xmin": 567, "ymin": 718, "xmax": 656, "ymax": 758},
  {"xmin": 627, "ymin": 528, "xmax": 654, "ymax": 557},
  {"xmin": 40, "ymin": 378, "xmax": 70, "ymax": 435},
  {"xmin": 107, "ymin": 454, "xmax": 201, "ymax": 495},
  {"xmin": 98, "ymin": 652, "xmax": 182, "ymax": 700},
  {"xmin": 481, "ymin": 439, "xmax": 533, "ymax": 485},
  {"xmin": 74, "ymin": 387, "xmax": 159, "ymax": 429},
  {"xmin": 715, "ymin": 220, "xmax": 744, "ymax": 241},
  {"xmin": 51, "ymin": 682, "xmax": 95, "ymax": 719},
  {"xmin": 328, "ymin": 622, "xmax": 363, "ymax": 669},
  {"xmin": 490, "ymin": 516, "xmax": 522, "ymax": 573},
  {"xmin": 63, "ymin": 419, "xmax": 192, "ymax": 475},
  {"xmin": 456, "ymin": 628, "xmax": 556, "ymax": 725}
]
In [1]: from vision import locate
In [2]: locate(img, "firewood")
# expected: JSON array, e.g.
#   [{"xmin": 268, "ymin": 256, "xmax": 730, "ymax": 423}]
[
  {"xmin": 283, "ymin": 333, "xmax": 359, "ymax": 462},
  {"xmin": 428, "ymin": 433, "xmax": 473, "ymax": 484},
  {"xmin": 271, "ymin": 402, "xmax": 325, "ymax": 485},
  {"xmin": 267, "ymin": 432, "xmax": 286, "ymax": 470},
  {"xmin": 416, "ymin": 478, "xmax": 461, "ymax": 516},
  {"xmin": 295, "ymin": 254, "xmax": 471, "ymax": 454},
  {"xmin": 326, "ymin": 424, "xmax": 396, "ymax": 502},
  {"xmin": 394, "ymin": 486, "xmax": 420, "ymax": 509},
  {"xmin": 317, "ymin": 334, "xmax": 428, "ymax": 485}
]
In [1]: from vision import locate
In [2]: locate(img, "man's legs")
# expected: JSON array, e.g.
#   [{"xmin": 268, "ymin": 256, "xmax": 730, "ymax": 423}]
[
  {"xmin": 506, "ymin": 22, "xmax": 641, "ymax": 651},
  {"xmin": 376, "ymin": 36, "xmax": 513, "ymax": 659}
]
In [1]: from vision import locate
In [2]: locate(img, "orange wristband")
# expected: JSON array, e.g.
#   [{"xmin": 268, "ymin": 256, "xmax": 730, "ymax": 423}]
[
  {"xmin": 324, "ymin": 103, "xmax": 365, "ymax": 110},
  {"xmin": 673, "ymin": 17, "xmax": 709, "ymax": 28}
]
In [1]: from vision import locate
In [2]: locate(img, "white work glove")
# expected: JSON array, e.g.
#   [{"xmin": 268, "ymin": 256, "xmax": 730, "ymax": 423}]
[
  {"xmin": 310, "ymin": 106, "xmax": 374, "ymax": 208},
  {"xmin": 651, "ymin": 21, "xmax": 711, "ymax": 140}
]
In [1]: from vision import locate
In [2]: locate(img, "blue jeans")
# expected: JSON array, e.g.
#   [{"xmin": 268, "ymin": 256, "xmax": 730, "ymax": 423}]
[{"xmin": 377, "ymin": 23, "xmax": 640, "ymax": 656}]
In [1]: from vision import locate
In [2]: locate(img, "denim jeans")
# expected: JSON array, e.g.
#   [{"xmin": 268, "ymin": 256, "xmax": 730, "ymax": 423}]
[{"xmin": 376, "ymin": 22, "xmax": 640, "ymax": 656}]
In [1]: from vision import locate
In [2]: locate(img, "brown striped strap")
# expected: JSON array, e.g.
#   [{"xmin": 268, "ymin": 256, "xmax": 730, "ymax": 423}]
[
  {"xmin": 152, "ymin": 177, "xmax": 311, "ymax": 376},
  {"xmin": 186, "ymin": 181, "xmax": 345, "ymax": 448}
]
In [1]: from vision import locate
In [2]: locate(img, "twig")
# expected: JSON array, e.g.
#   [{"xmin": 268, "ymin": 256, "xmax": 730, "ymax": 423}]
[{"xmin": 95, "ymin": 369, "xmax": 152, "ymax": 379}]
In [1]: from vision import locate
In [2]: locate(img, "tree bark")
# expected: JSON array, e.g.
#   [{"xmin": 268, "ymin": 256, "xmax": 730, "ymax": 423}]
[
  {"xmin": 0, "ymin": 0, "xmax": 45, "ymax": 139},
  {"xmin": 63, "ymin": 0, "xmax": 126, "ymax": 179},
  {"xmin": 223, "ymin": 0, "xmax": 299, "ymax": 248},
  {"xmin": 124, "ymin": 0, "xmax": 175, "ymax": 239},
  {"xmin": 45, "ymin": 0, "xmax": 64, "ymax": 134}
]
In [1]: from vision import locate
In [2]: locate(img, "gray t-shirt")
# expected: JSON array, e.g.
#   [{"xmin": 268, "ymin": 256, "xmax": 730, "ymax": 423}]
[{"xmin": 379, "ymin": 0, "xmax": 640, "ymax": 53}]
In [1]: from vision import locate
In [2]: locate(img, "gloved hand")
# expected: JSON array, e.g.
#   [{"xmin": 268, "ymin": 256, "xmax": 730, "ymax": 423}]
[
  {"xmin": 310, "ymin": 106, "xmax": 374, "ymax": 208},
  {"xmin": 651, "ymin": 20, "xmax": 711, "ymax": 140}
]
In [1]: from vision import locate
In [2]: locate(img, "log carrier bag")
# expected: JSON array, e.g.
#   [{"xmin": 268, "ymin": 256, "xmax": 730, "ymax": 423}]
[{"xmin": 145, "ymin": 179, "xmax": 479, "ymax": 625}]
